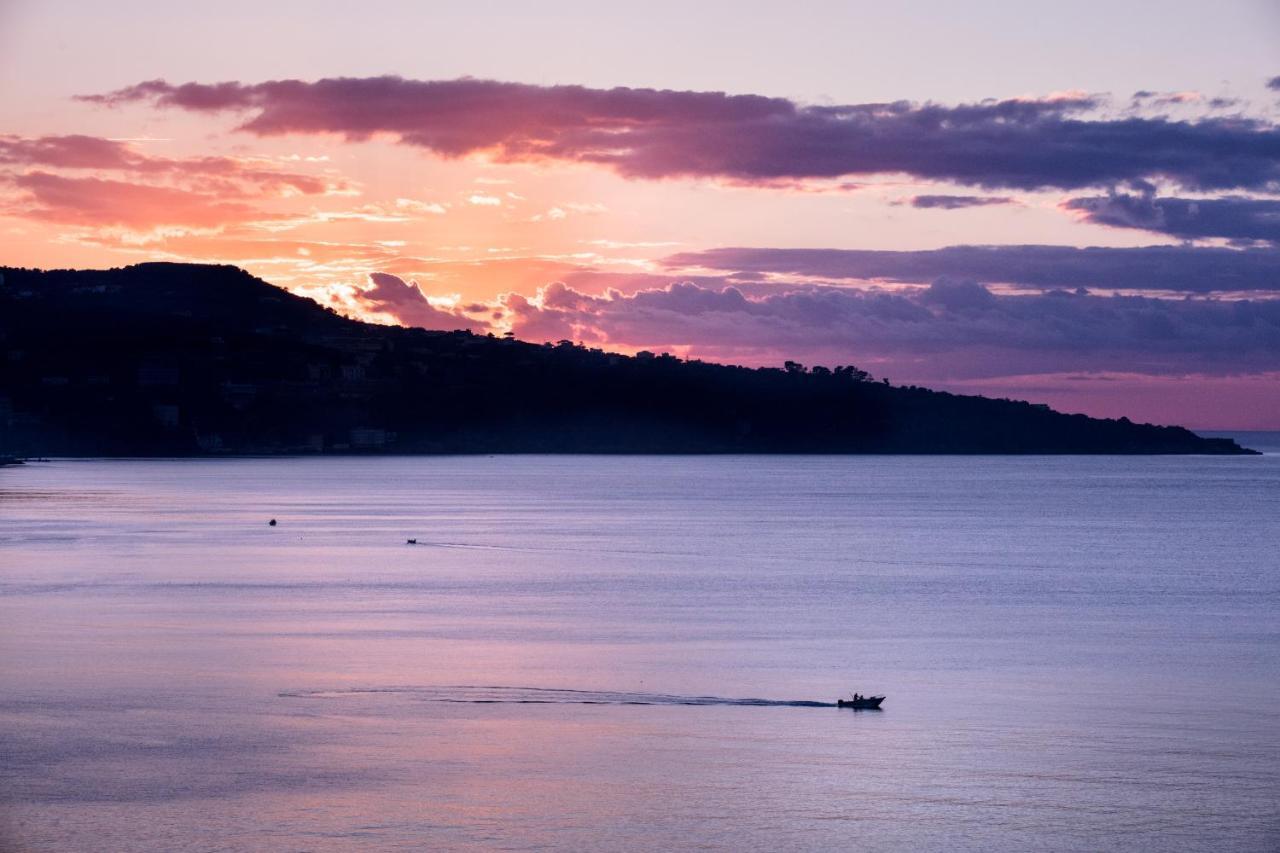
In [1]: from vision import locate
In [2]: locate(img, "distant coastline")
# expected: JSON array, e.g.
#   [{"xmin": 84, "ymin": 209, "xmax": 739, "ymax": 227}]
[
  {"xmin": 1196, "ymin": 431, "xmax": 1279, "ymax": 455},
  {"xmin": 0, "ymin": 263, "xmax": 1257, "ymax": 457}
]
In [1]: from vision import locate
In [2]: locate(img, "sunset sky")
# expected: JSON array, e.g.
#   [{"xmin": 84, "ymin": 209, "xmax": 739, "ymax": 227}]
[{"xmin": 3, "ymin": 0, "xmax": 1280, "ymax": 427}]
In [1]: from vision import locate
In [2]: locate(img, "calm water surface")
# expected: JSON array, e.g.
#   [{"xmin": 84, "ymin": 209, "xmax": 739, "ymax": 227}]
[{"xmin": 1, "ymin": 451, "xmax": 1278, "ymax": 851}]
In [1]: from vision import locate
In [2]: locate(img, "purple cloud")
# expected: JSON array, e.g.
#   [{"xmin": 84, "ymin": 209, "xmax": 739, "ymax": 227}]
[
  {"xmin": 80, "ymin": 76, "xmax": 1280, "ymax": 191},
  {"xmin": 496, "ymin": 279, "xmax": 1280, "ymax": 380},
  {"xmin": 1065, "ymin": 192, "xmax": 1280, "ymax": 245},
  {"xmin": 665, "ymin": 244, "xmax": 1280, "ymax": 293},
  {"xmin": 1129, "ymin": 90, "xmax": 1204, "ymax": 108},
  {"xmin": 909, "ymin": 195, "xmax": 1015, "ymax": 209},
  {"xmin": 359, "ymin": 272, "xmax": 484, "ymax": 332}
]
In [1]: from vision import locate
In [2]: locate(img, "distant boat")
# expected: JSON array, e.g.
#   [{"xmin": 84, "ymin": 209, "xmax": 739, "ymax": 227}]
[{"xmin": 837, "ymin": 695, "xmax": 885, "ymax": 709}]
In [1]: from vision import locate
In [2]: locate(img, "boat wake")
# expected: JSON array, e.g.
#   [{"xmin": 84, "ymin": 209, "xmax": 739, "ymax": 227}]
[{"xmin": 279, "ymin": 685, "xmax": 839, "ymax": 708}]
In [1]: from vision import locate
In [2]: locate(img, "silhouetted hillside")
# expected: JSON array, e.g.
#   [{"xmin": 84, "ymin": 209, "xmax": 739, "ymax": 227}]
[{"xmin": 0, "ymin": 263, "xmax": 1254, "ymax": 455}]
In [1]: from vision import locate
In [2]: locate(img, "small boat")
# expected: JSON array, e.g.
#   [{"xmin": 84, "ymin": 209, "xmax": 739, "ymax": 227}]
[{"xmin": 837, "ymin": 695, "xmax": 885, "ymax": 710}]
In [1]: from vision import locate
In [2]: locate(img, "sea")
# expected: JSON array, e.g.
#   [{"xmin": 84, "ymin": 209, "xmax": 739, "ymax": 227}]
[{"xmin": 1, "ymin": 441, "xmax": 1278, "ymax": 851}]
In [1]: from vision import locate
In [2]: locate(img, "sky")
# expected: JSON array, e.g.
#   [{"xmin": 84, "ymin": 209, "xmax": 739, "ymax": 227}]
[{"xmin": 2, "ymin": 0, "xmax": 1279, "ymax": 428}]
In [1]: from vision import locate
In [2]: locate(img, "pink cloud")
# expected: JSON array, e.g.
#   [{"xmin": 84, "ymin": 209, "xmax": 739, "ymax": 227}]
[
  {"xmin": 9, "ymin": 172, "xmax": 276, "ymax": 229},
  {"xmin": 0, "ymin": 133, "xmax": 346, "ymax": 197},
  {"xmin": 357, "ymin": 272, "xmax": 485, "ymax": 332},
  {"xmin": 0, "ymin": 134, "xmax": 354, "ymax": 232},
  {"xmin": 0, "ymin": 134, "xmax": 139, "ymax": 170}
]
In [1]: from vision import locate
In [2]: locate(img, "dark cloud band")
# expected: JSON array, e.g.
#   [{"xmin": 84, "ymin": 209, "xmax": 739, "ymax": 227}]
[
  {"xmin": 909, "ymin": 195, "xmax": 1016, "ymax": 209},
  {"xmin": 1065, "ymin": 193, "xmax": 1280, "ymax": 245},
  {"xmin": 665, "ymin": 244, "xmax": 1280, "ymax": 293}
]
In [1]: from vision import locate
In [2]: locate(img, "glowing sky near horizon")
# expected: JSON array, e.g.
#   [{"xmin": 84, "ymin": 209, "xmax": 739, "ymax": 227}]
[{"xmin": 2, "ymin": 0, "xmax": 1280, "ymax": 427}]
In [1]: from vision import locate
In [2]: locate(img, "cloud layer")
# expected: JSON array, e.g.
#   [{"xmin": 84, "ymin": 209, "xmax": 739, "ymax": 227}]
[
  {"xmin": 0, "ymin": 134, "xmax": 344, "ymax": 231},
  {"xmin": 82, "ymin": 76, "xmax": 1280, "ymax": 191},
  {"xmin": 665, "ymin": 244, "xmax": 1280, "ymax": 293},
  {"xmin": 10, "ymin": 172, "xmax": 271, "ymax": 229},
  {"xmin": 0, "ymin": 134, "xmax": 339, "ymax": 195},
  {"xmin": 358, "ymin": 272, "xmax": 1280, "ymax": 381}
]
